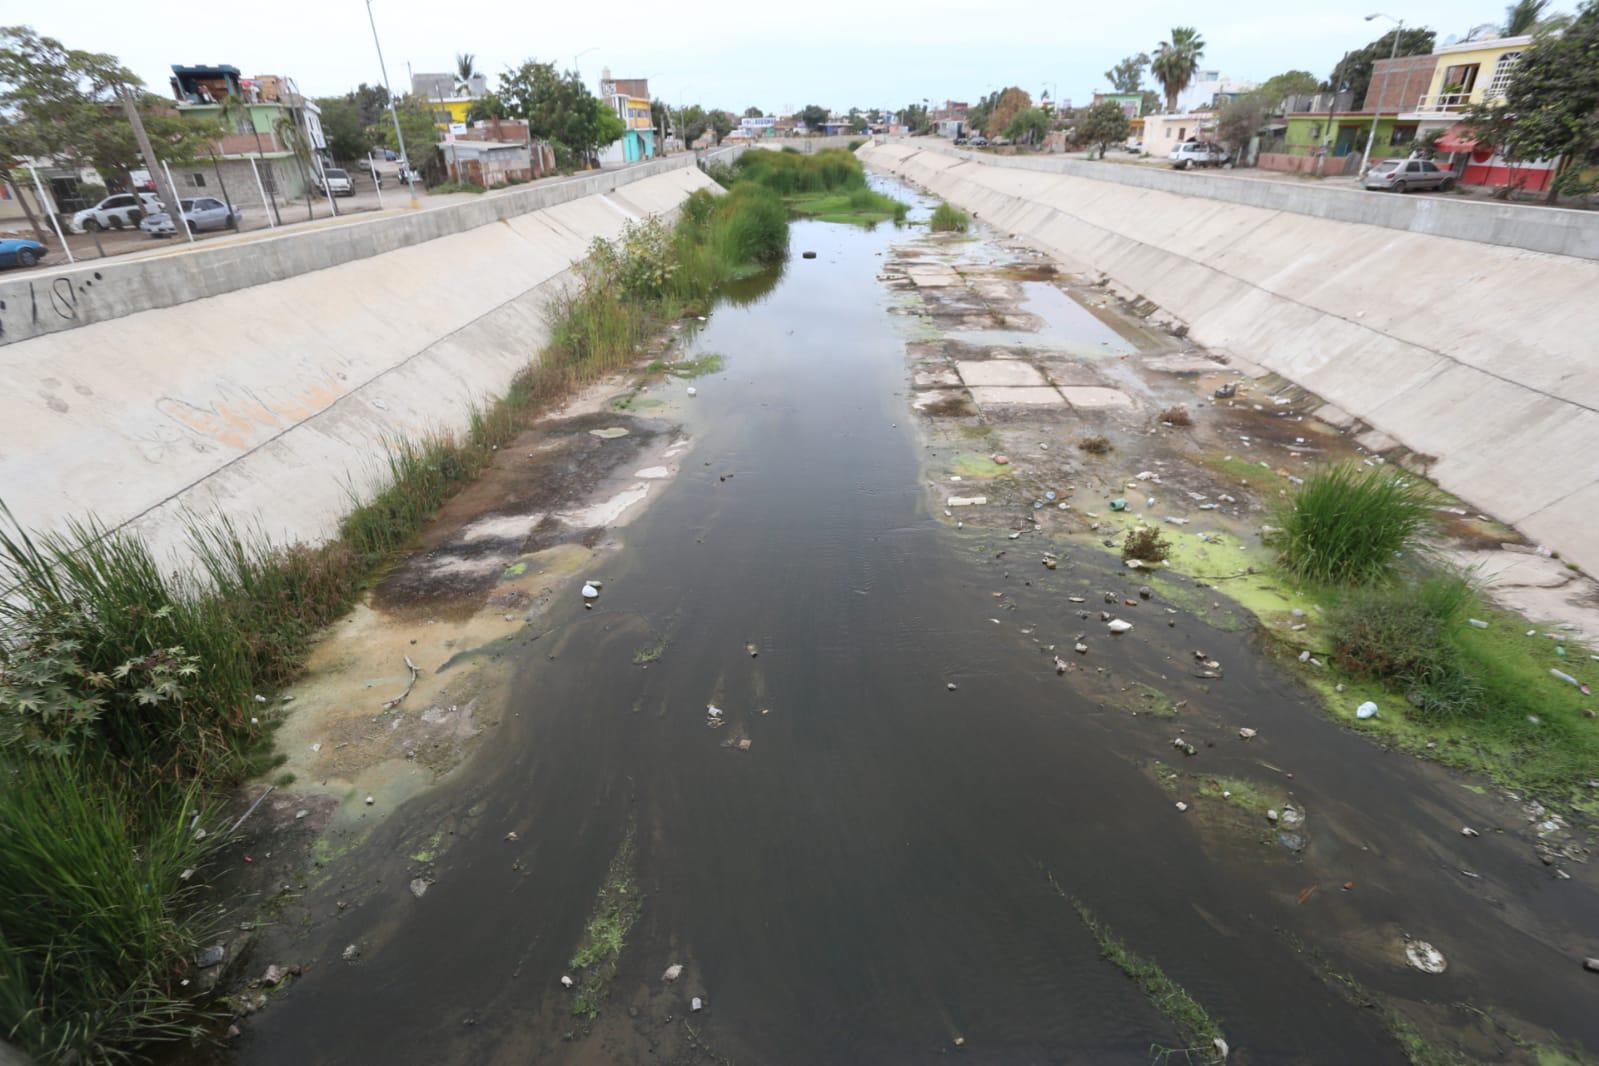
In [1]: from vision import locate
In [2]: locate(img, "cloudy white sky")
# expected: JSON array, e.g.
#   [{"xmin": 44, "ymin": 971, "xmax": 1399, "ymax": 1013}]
[{"xmin": 28, "ymin": 0, "xmax": 1541, "ymax": 111}]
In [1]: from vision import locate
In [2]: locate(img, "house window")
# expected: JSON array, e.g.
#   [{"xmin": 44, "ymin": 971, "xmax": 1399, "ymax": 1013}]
[
  {"xmin": 1178, "ymin": 127, "xmax": 1186, "ymax": 139},
  {"xmin": 1441, "ymin": 63, "xmax": 1480, "ymax": 94},
  {"xmin": 1390, "ymin": 124, "xmax": 1418, "ymax": 146},
  {"xmin": 1484, "ymin": 52, "xmax": 1522, "ymax": 100},
  {"xmin": 1311, "ymin": 123, "xmax": 1322, "ymax": 139},
  {"xmin": 186, "ymin": 173, "xmax": 207, "ymax": 188}
]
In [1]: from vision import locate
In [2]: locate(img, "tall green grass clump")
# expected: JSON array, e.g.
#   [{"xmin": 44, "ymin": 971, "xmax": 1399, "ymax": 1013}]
[
  {"xmin": 930, "ymin": 202, "xmax": 970, "ymax": 232},
  {"xmin": 1273, "ymin": 463, "xmax": 1434, "ymax": 585},
  {"xmin": 733, "ymin": 147, "xmax": 866, "ymax": 194},
  {"xmin": 0, "ymin": 761, "xmax": 220, "ymax": 1062}
]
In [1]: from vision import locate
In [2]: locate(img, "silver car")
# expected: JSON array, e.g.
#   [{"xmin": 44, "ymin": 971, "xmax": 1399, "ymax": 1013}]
[
  {"xmin": 140, "ymin": 197, "xmax": 243, "ymax": 237},
  {"xmin": 1362, "ymin": 158, "xmax": 1456, "ymax": 193}
]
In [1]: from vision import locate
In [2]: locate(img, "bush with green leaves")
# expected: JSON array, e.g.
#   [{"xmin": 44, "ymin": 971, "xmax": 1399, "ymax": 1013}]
[
  {"xmin": 930, "ymin": 202, "xmax": 970, "ymax": 233},
  {"xmin": 1272, "ymin": 463, "xmax": 1434, "ymax": 584}
]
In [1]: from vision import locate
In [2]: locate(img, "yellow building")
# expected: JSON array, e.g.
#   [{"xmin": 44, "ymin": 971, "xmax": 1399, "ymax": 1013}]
[
  {"xmin": 426, "ymin": 96, "xmax": 476, "ymax": 131},
  {"xmin": 1412, "ymin": 34, "xmax": 1533, "ymax": 115}
]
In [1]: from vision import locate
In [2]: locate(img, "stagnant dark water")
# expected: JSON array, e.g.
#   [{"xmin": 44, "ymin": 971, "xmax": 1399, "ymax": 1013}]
[{"xmin": 233, "ymin": 187, "xmax": 1599, "ymax": 1064}]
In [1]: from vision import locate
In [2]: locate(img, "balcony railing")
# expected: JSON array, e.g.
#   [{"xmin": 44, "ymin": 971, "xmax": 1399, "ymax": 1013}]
[{"xmin": 1413, "ymin": 92, "xmax": 1473, "ymax": 114}]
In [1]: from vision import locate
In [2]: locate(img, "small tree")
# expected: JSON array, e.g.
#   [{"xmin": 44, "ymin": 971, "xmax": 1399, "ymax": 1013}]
[
  {"xmin": 1075, "ymin": 100, "xmax": 1131, "ymax": 158},
  {"xmin": 1104, "ymin": 53, "xmax": 1149, "ymax": 94},
  {"xmin": 1003, "ymin": 106, "xmax": 1052, "ymax": 146},
  {"xmin": 1216, "ymin": 93, "xmax": 1270, "ymax": 158},
  {"xmin": 799, "ymin": 104, "xmax": 829, "ymax": 132},
  {"xmin": 985, "ymin": 87, "xmax": 1031, "ymax": 137},
  {"xmin": 1466, "ymin": 0, "xmax": 1599, "ymax": 202}
]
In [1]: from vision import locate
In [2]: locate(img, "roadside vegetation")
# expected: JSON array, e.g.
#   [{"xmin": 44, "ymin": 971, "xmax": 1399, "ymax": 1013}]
[
  {"xmin": 930, "ymin": 202, "xmax": 970, "ymax": 233},
  {"xmin": 720, "ymin": 148, "xmax": 909, "ymax": 226},
  {"xmin": 0, "ymin": 182, "xmax": 790, "ymax": 1063},
  {"xmin": 1272, "ymin": 462, "xmax": 1434, "ymax": 585}
]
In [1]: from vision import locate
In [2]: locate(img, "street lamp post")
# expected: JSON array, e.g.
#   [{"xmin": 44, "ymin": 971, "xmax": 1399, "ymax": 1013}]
[
  {"xmin": 573, "ymin": 47, "xmax": 598, "ymax": 81},
  {"xmin": 364, "ymin": 0, "xmax": 418, "ymax": 207},
  {"xmin": 1358, "ymin": 12, "xmax": 1405, "ymax": 177}
]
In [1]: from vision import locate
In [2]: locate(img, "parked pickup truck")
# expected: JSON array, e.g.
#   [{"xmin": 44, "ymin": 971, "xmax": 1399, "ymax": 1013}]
[{"xmin": 312, "ymin": 167, "xmax": 355, "ymax": 196}]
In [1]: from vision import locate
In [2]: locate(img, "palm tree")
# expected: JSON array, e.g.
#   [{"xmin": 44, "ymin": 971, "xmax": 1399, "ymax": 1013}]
[
  {"xmin": 455, "ymin": 53, "xmax": 478, "ymax": 94},
  {"xmin": 1152, "ymin": 27, "xmax": 1206, "ymax": 113},
  {"xmin": 274, "ymin": 114, "xmax": 316, "ymax": 222},
  {"xmin": 1503, "ymin": 0, "xmax": 1547, "ymax": 34}
]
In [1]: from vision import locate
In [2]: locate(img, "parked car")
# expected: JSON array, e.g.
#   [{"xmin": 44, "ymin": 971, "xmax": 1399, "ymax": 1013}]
[
  {"xmin": 384, "ymin": 149, "xmax": 398, "ymax": 161},
  {"xmin": 1168, "ymin": 141, "xmax": 1229, "ymax": 168},
  {"xmin": 70, "ymin": 192, "xmax": 164, "ymax": 232},
  {"xmin": 953, "ymin": 136, "xmax": 969, "ymax": 145},
  {"xmin": 969, "ymin": 135, "xmax": 989, "ymax": 148},
  {"xmin": 1362, "ymin": 158, "xmax": 1456, "ymax": 193},
  {"xmin": 312, "ymin": 167, "xmax": 355, "ymax": 196},
  {"xmin": 0, "ymin": 238, "xmax": 47, "ymax": 269},
  {"xmin": 139, "ymin": 197, "xmax": 243, "ymax": 236},
  {"xmin": 1122, "ymin": 140, "xmax": 1144, "ymax": 154}
]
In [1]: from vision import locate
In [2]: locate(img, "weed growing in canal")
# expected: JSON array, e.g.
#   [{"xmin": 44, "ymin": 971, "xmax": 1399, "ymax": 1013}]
[
  {"xmin": 569, "ymin": 822, "xmax": 644, "ymax": 1019},
  {"xmin": 1077, "ymin": 434, "xmax": 1112, "ymax": 455},
  {"xmin": 1159, "ymin": 405, "xmax": 1193, "ymax": 427},
  {"xmin": 633, "ymin": 638, "xmax": 667, "ymax": 664},
  {"xmin": 1054, "ymin": 877, "xmax": 1226, "ymax": 1061},
  {"xmin": 1273, "ymin": 463, "xmax": 1435, "ymax": 585},
  {"xmin": 930, "ymin": 202, "xmax": 970, "ymax": 233},
  {"xmin": 1122, "ymin": 526, "xmax": 1172, "ymax": 565},
  {"xmin": 733, "ymin": 148, "xmax": 865, "ymax": 195},
  {"xmin": 667, "ymin": 353, "xmax": 726, "ymax": 379},
  {"xmin": 0, "ymin": 759, "xmax": 221, "ymax": 1063}
]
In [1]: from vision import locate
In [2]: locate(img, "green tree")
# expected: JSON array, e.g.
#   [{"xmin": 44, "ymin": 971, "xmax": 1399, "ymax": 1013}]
[
  {"xmin": 799, "ymin": 104, "xmax": 829, "ymax": 132},
  {"xmin": 896, "ymin": 102, "xmax": 929, "ymax": 131},
  {"xmin": 381, "ymin": 96, "xmax": 441, "ymax": 160},
  {"xmin": 349, "ymin": 82, "xmax": 392, "ymax": 128},
  {"xmin": 499, "ymin": 60, "xmax": 623, "ymax": 163},
  {"xmin": 1152, "ymin": 27, "xmax": 1206, "ymax": 112},
  {"xmin": 743, "ymin": 106, "xmax": 763, "ymax": 118},
  {"xmin": 847, "ymin": 107, "xmax": 867, "ymax": 133},
  {"xmin": 1075, "ymin": 99, "xmax": 1131, "ymax": 158},
  {"xmin": 0, "ymin": 26, "xmax": 216, "ymax": 232},
  {"xmin": 315, "ymin": 95, "xmax": 371, "ymax": 162},
  {"xmin": 1105, "ymin": 53, "xmax": 1149, "ymax": 93},
  {"xmin": 1216, "ymin": 92, "xmax": 1270, "ymax": 155},
  {"xmin": 1254, "ymin": 70, "xmax": 1319, "ymax": 110},
  {"xmin": 1325, "ymin": 27, "xmax": 1436, "ymax": 109},
  {"xmin": 1467, "ymin": 0, "xmax": 1599, "ymax": 201},
  {"xmin": 1003, "ymin": 106, "xmax": 1052, "ymax": 145},
  {"xmin": 708, "ymin": 110, "xmax": 734, "ymax": 143},
  {"xmin": 985, "ymin": 86, "xmax": 1031, "ymax": 136},
  {"xmin": 467, "ymin": 91, "xmax": 506, "ymax": 122}
]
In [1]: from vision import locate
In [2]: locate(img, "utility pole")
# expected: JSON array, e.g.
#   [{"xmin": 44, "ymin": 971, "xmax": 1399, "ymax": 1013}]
[
  {"xmin": 1358, "ymin": 13, "xmax": 1404, "ymax": 177},
  {"xmin": 120, "ymin": 88, "xmax": 187, "ymax": 231},
  {"xmin": 366, "ymin": 0, "xmax": 419, "ymax": 207}
]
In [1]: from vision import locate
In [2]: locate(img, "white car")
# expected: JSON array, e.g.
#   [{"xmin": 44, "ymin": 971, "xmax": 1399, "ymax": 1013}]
[
  {"xmin": 312, "ymin": 168, "xmax": 354, "ymax": 196},
  {"xmin": 70, "ymin": 192, "xmax": 164, "ymax": 233},
  {"xmin": 1168, "ymin": 141, "xmax": 1230, "ymax": 169}
]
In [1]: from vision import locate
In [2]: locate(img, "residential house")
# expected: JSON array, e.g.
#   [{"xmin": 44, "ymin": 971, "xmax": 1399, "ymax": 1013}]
[
  {"xmin": 598, "ymin": 72, "xmax": 657, "ymax": 163},
  {"xmin": 441, "ymin": 118, "xmax": 556, "ymax": 186},
  {"xmin": 168, "ymin": 65, "xmax": 321, "ymax": 209},
  {"xmin": 932, "ymin": 100, "xmax": 969, "ymax": 138},
  {"xmin": 1176, "ymin": 72, "xmax": 1256, "ymax": 113},
  {"xmin": 1396, "ymin": 34, "xmax": 1556, "ymax": 191},
  {"xmin": 413, "ymin": 71, "xmax": 488, "ymax": 135},
  {"xmin": 1091, "ymin": 92, "xmax": 1145, "ymax": 118},
  {"xmin": 1142, "ymin": 112, "xmax": 1216, "ymax": 153}
]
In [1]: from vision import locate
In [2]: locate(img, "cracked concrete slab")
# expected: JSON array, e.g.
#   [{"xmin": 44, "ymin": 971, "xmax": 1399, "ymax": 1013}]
[
  {"xmin": 1060, "ymin": 386, "xmax": 1135, "ymax": 410},
  {"xmin": 955, "ymin": 360, "xmax": 1050, "ymax": 387},
  {"xmin": 968, "ymin": 385, "xmax": 1067, "ymax": 407}
]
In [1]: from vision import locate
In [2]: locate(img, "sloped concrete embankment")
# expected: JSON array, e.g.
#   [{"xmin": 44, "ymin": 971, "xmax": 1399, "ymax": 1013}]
[
  {"xmin": 861, "ymin": 142, "xmax": 1599, "ymax": 575},
  {"xmin": 0, "ymin": 162, "xmax": 718, "ymax": 563}
]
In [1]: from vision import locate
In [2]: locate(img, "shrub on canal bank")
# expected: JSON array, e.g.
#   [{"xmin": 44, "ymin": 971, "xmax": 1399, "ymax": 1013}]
[
  {"xmin": 0, "ymin": 180, "xmax": 792, "ymax": 1062},
  {"xmin": 1272, "ymin": 462, "xmax": 1434, "ymax": 585},
  {"xmin": 733, "ymin": 147, "xmax": 865, "ymax": 195},
  {"xmin": 930, "ymin": 202, "xmax": 970, "ymax": 233}
]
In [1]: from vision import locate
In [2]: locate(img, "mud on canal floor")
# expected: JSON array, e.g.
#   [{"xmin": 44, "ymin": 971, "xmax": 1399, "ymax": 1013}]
[{"xmin": 210, "ymin": 177, "xmax": 1599, "ymax": 1065}]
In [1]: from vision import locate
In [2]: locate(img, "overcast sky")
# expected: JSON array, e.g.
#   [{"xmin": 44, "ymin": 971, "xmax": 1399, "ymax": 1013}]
[{"xmin": 29, "ymin": 0, "xmax": 1543, "ymax": 111}]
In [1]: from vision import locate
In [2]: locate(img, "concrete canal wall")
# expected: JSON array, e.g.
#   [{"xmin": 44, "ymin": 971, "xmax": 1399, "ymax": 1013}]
[
  {"xmin": 861, "ymin": 141, "xmax": 1599, "ymax": 575},
  {"xmin": 0, "ymin": 160, "xmax": 718, "ymax": 563}
]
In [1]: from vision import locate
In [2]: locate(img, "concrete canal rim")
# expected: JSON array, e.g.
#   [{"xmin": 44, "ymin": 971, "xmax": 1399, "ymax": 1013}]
[
  {"xmin": 858, "ymin": 140, "xmax": 1599, "ymax": 577},
  {"xmin": 0, "ymin": 159, "xmax": 719, "ymax": 567}
]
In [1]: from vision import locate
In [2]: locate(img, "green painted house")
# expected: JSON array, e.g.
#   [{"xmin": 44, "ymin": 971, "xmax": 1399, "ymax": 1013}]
[{"xmin": 1282, "ymin": 112, "xmax": 1422, "ymax": 162}]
